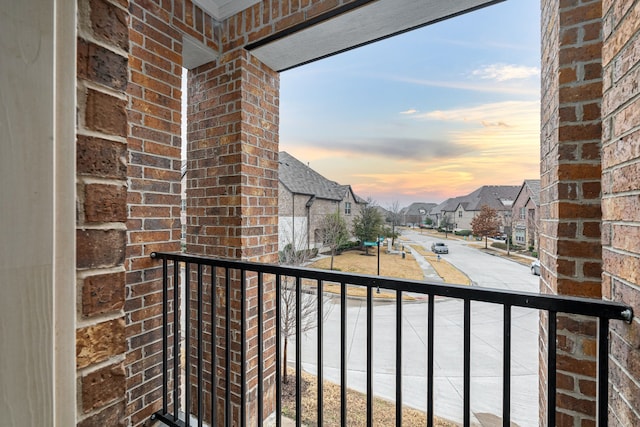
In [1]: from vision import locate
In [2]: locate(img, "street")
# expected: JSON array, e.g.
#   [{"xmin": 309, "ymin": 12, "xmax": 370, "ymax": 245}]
[{"xmin": 293, "ymin": 229, "xmax": 541, "ymax": 426}]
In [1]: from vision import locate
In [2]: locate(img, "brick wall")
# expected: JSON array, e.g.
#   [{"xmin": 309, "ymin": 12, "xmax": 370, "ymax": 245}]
[
  {"xmin": 76, "ymin": 0, "xmax": 130, "ymax": 425},
  {"xmin": 601, "ymin": 0, "xmax": 640, "ymax": 424},
  {"xmin": 125, "ymin": 1, "xmax": 221, "ymax": 425},
  {"xmin": 187, "ymin": 47, "xmax": 280, "ymax": 424},
  {"xmin": 539, "ymin": 0, "xmax": 604, "ymax": 424}
]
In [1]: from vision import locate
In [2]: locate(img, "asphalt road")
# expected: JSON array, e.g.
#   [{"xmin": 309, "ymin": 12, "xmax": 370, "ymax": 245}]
[{"xmin": 293, "ymin": 229, "xmax": 541, "ymax": 426}]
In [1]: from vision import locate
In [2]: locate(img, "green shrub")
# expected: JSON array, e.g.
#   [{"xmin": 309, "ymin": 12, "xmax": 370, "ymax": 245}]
[{"xmin": 454, "ymin": 229, "xmax": 472, "ymax": 236}]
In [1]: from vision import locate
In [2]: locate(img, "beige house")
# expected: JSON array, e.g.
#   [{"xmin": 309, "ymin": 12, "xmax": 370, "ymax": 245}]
[
  {"xmin": 278, "ymin": 151, "xmax": 364, "ymax": 252},
  {"xmin": 512, "ymin": 180, "xmax": 540, "ymax": 250},
  {"xmin": 432, "ymin": 185, "xmax": 520, "ymax": 232}
]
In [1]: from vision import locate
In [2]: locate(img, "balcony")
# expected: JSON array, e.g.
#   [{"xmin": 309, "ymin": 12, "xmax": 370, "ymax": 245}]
[{"xmin": 149, "ymin": 251, "xmax": 632, "ymax": 427}]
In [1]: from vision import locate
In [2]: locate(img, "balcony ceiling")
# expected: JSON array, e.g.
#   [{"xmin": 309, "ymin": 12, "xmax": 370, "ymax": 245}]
[
  {"xmin": 247, "ymin": 0, "xmax": 504, "ymax": 72},
  {"xmin": 193, "ymin": 0, "xmax": 261, "ymax": 20}
]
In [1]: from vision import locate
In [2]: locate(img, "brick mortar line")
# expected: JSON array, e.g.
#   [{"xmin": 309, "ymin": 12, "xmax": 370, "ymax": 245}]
[
  {"xmin": 79, "ymin": 176, "xmax": 128, "ymax": 187},
  {"xmin": 76, "ymin": 311, "xmax": 126, "ymax": 330},
  {"xmin": 76, "ymin": 129, "xmax": 128, "ymax": 144},
  {"xmin": 77, "ymin": 223, "xmax": 128, "ymax": 231},
  {"xmin": 77, "ymin": 265, "xmax": 126, "ymax": 280},
  {"xmin": 79, "ymin": 78, "xmax": 129, "ymax": 101},
  {"xmin": 76, "ymin": 353, "xmax": 126, "ymax": 377}
]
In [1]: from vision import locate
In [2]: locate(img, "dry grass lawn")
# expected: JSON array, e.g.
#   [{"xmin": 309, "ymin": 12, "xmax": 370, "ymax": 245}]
[
  {"xmin": 282, "ymin": 369, "xmax": 457, "ymax": 427},
  {"xmin": 309, "ymin": 248, "xmax": 424, "ymax": 280}
]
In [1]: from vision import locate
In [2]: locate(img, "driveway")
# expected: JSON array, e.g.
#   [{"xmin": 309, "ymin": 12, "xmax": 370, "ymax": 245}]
[{"xmin": 292, "ymin": 229, "xmax": 540, "ymax": 426}]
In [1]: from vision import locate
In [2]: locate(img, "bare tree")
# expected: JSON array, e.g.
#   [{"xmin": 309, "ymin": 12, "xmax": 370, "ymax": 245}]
[
  {"xmin": 318, "ymin": 211, "xmax": 349, "ymax": 271},
  {"xmin": 279, "ymin": 236, "xmax": 332, "ymax": 384},
  {"xmin": 387, "ymin": 201, "xmax": 402, "ymax": 246},
  {"xmin": 471, "ymin": 204, "xmax": 501, "ymax": 249}
]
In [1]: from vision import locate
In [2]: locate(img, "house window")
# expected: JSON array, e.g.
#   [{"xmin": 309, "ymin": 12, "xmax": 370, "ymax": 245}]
[
  {"xmin": 458, "ymin": 210, "xmax": 462, "ymax": 218},
  {"xmin": 520, "ymin": 207, "xmax": 525, "ymax": 219},
  {"xmin": 345, "ymin": 202, "xmax": 351, "ymax": 215}
]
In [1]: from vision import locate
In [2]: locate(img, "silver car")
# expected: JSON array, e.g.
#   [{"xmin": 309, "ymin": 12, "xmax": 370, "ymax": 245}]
[
  {"xmin": 531, "ymin": 259, "xmax": 540, "ymax": 275},
  {"xmin": 431, "ymin": 242, "xmax": 449, "ymax": 254}
]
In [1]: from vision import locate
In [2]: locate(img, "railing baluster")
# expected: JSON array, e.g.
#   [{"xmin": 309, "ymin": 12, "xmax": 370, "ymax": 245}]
[
  {"xmin": 503, "ymin": 304, "xmax": 511, "ymax": 427},
  {"xmin": 296, "ymin": 275, "xmax": 302, "ymax": 427},
  {"xmin": 162, "ymin": 258, "xmax": 168, "ymax": 415},
  {"xmin": 258, "ymin": 272, "xmax": 264, "ymax": 426},
  {"xmin": 276, "ymin": 274, "xmax": 282, "ymax": 427},
  {"xmin": 463, "ymin": 299, "xmax": 471, "ymax": 427},
  {"xmin": 341, "ymin": 281, "xmax": 347, "ymax": 427},
  {"xmin": 241, "ymin": 269, "xmax": 246, "ymax": 427},
  {"xmin": 185, "ymin": 262, "xmax": 191, "ymax": 427},
  {"xmin": 225, "ymin": 268, "xmax": 231, "ymax": 426},
  {"xmin": 317, "ymin": 279, "xmax": 323, "ymax": 427},
  {"xmin": 367, "ymin": 285, "xmax": 373, "ymax": 427},
  {"xmin": 547, "ymin": 311, "xmax": 557, "ymax": 427},
  {"xmin": 396, "ymin": 290, "xmax": 402, "ymax": 427},
  {"xmin": 173, "ymin": 260, "xmax": 180, "ymax": 422},
  {"xmin": 197, "ymin": 264, "xmax": 203, "ymax": 427},
  {"xmin": 598, "ymin": 317, "xmax": 609, "ymax": 427},
  {"xmin": 427, "ymin": 295, "xmax": 435, "ymax": 427},
  {"xmin": 211, "ymin": 267, "xmax": 217, "ymax": 427}
]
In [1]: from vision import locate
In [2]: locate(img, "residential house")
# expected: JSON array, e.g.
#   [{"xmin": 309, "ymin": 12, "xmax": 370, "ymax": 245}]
[
  {"xmin": 401, "ymin": 202, "xmax": 437, "ymax": 227},
  {"xmin": 2, "ymin": 1, "xmax": 639, "ymax": 426},
  {"xmin": 512, "ymin": 180, "xmax": 541, "ymax": 250},
  {"xmin": 278, "ymin": 151, "xmax": 364, "ymax": 252},
  {"xmin": 434, "ymin": 185, "xmax": 520, "ymax": 232}
]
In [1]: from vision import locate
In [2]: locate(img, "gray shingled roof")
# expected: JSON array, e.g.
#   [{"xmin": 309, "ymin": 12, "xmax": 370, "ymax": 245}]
[
  {"xmin": 404, "ymin": 202, "xmax": 438, "ymax": 215},
  {"xmin": 525, "ymin": 179, "xmax": 541, "ymax": 206},
  {"xmin": 435, "ymin": 185, "xmax": 521, "ymax": 213},
  {"xmin": 278, "ymin": 151, "xmax": 363, "ymax": 202}
]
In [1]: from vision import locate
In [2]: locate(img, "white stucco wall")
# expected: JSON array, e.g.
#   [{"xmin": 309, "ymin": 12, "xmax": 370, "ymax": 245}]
[{"xmin": 0, "ymin": 1, "xmax": 76, "ymax": 425}]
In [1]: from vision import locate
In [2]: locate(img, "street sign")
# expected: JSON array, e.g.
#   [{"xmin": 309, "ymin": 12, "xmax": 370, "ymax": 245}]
[{"xmin": 364, "ymin": 241, "xmax": 378, "ymax": 247}]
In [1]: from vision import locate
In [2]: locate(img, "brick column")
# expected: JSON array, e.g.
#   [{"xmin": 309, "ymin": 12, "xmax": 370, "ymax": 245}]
[
  {"xmin": 539, "ymin": 0, "xmax": 604, "ymax": 425},
  {"xmin": 187, "ymin": 49, "xmax": 279, "ymax": 425},
  {"xmin": 601, "ymin": 0, "xmax": 640, "ymax": 424},
  {"xmin": 76, "ymin": 0, "xmax": 130, "ymax": 425}
]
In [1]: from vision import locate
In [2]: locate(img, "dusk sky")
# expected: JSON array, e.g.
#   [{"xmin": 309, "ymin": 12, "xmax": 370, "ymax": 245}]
[{"xmin": 279, "ymin": 0, "xmax": 541, "ymax": 208}]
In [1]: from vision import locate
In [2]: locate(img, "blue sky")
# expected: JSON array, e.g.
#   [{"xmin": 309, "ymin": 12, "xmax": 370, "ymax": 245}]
[{"xmin": 279, "ymin": 0, "xmax": 541, "ymax": 207}]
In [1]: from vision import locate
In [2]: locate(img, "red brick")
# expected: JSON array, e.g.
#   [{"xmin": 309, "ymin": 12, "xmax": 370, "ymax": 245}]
[
  {"xmin": 84, "ymin": 183, "xmax": 127, "ymax": 223},
  {"xmin": 81, "ymin": 362, "xmax": 126, "ymax": 412},
  {"xmin": 77, "ymin": 229, "xmax": 126, "ymax": 269},
  {"xmin": 77, "ymin": 136, "xmax": 127, "ymax": 179},
  {"xmin": 77, "ymin": 318, "xmax": 126, "ymax": 369},
  {"xmin": 82, "ymin": 271, "xmax": 126, "ymax": 317},
  {"xmin": 89, "ymin": 0, "xmax": 129, "ymax": 51},
  {"xmin": 84, "ymin": 88, "xmax": 127, "ymax": 137},
  {"xmin": 77, "ymin": 38, "xmax": 128, "ymax": 90},
  {"xmin": 77, "ymin": 401, "xmax": 125, "ymax": 427}
]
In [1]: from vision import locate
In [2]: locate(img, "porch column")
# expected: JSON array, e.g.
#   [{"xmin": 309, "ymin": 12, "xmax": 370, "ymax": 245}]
[
  {"xmin": 187, "ymin": 49, "xmax": 279, "ymax": 425},
  {"xmin": 539, "ymin": 0, "xmax": 603, "ymax": 425}
]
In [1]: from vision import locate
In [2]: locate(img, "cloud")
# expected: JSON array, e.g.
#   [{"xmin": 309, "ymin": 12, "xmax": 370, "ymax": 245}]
[
  {"xmin": 287, "ymin": 136, "xmax": 475, "ymax": 162},
  {"xmin": 471, "ymin": 64, "xmax": 539, "ymax": 81},
  {"xmin": 396, "ymin": 76, "xmax": 539, "ymax": 96},
  {"xmin": 417, "ymin": 100, "xmax": 539, "ymax": 126},
  {"xmin": 400, "ymin": 109, "xmax": 418, "ymax": 115}
]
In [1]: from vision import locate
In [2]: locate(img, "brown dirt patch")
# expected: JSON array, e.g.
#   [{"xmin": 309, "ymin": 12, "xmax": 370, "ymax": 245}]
[{"xmin": 282, "ymin": 369, "xmax": 457, "ymax": 426}]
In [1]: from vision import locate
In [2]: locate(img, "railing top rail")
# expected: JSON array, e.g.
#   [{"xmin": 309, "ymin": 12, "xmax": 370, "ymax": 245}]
[{"xmin": 150, "ymin": 251, "xmax": 633, "ymax": 322}]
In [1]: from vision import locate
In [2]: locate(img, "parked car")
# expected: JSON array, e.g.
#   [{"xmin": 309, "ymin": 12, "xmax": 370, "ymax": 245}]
[
  {"xmin": 531, "ymin": 259, "xmax": 540, "ymax": 275},
  {"xmin": 431, "ymin": 242, "xmax": 449, "ymax": 254}
]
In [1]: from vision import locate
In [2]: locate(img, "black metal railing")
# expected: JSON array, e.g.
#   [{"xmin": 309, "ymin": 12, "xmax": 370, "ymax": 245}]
[{"xmin": 149, "ymin": 251, "xmax": 632, "ymax": 427}]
